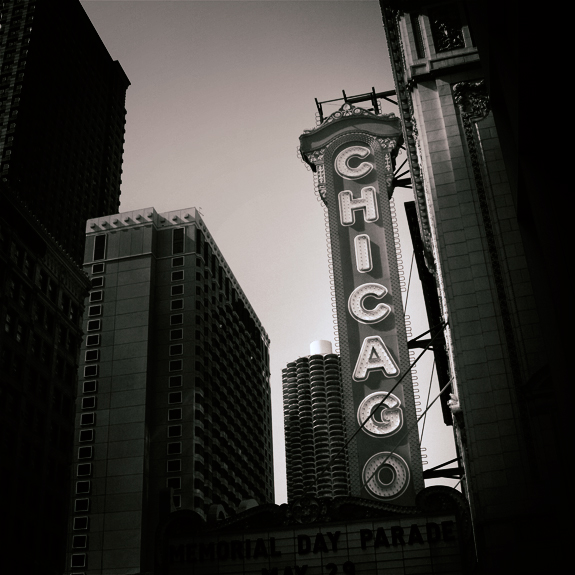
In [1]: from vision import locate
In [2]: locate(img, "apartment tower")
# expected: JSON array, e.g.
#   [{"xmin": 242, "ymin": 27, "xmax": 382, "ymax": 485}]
[
  {"xmin": 282, "ymin": 340, "xmax": 350, "ymax": 502},
  {"xmin": 65, "ymin": 207, "xmax": 273, "ymax": 574}
]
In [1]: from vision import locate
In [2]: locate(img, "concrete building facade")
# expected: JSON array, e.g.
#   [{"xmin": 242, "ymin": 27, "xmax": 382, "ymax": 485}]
[
  {"xmin": 379, "ymin": 2, "xmax": 564, "ymax": 571},
  {"xmin": 65, "ymin": 207, "xmax": 273, "ymax": 574}
]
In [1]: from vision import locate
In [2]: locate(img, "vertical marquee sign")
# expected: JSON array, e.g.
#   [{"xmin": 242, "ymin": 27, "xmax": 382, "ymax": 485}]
[{"xmin": 300, "ymin": 103, "xmax": 424, "ymax": 505}]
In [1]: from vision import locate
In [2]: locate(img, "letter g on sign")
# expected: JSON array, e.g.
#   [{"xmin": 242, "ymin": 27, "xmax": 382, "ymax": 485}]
[{"xmin": 335, "ymin": 146, "xmax": 373, "ymax": 180}]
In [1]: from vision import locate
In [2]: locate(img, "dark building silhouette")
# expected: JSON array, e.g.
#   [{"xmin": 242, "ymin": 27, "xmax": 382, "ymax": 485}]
[
  {"xmin": 0, "ymin": 191, "xmax": 90, "ymax": 573},
  {"xmin": 379, "ymin": 1, "xmax": 567, "ymax": 572},
  {"xmin": 66, "ymin": 207, "xmax": 274, "ymax": 573},
  {"xmin": 282, "ymin": 340, "xmax": 350, "ymax": 502},
  {"xmin": 1, "ymin": 1, "xmax": 129, "ymax": 572},
  {"xmin": 0, "ymin": 0, "xmax": 130, "ymax": 264}
]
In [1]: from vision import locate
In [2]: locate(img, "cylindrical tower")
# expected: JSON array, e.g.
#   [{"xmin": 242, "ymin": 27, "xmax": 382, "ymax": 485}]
[{"xmin": 282, "ymin": 343, "xmax": 350, "ymax": 502}]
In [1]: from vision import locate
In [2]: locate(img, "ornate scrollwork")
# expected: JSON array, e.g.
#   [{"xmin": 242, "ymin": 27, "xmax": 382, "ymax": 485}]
[
  {"xmin": 305, "ymin": 148, "xmax": 325, "ymax": 166},
  {"xmin": 290, "ymin": 495, "xmax": 326, "ymax": 524},
  {"xmin": 453, "ymin": 80, "xmax": 490, "ymax": 122}
]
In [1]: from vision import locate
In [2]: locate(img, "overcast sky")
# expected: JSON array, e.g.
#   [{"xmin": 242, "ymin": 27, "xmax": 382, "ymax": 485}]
[{"xmin": 81, "ymin": 0, "xmax": 457, "ymax": 504}]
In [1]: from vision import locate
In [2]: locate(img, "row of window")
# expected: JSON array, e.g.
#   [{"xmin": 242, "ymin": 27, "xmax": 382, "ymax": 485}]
[
  {"xmin": 70, "ymin": 265, "xmax": 105, "ymax": 568},
  {"xmin": 167, "ymin": 263, "xmax": 185, "ymax": 510}
]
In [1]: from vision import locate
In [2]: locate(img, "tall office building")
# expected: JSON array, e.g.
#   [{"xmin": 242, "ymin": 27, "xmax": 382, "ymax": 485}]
[
  {"xmin": 379, "ymin": 1, "xmax": 566, "ymax": 571},
  {"xmin": 0, "ymin": 0, "xmax": 130, "ymax": 264},
  {"xmin": 0, "ymin": 191, "xmax": 90, "ymax": 573},
  {"xmin": 65, "ymin": 207, "xmax": 273, "ymax": 574},
  {"xmin": 282, "ymin": 340, "xmax": 350, "ymax": 502}
]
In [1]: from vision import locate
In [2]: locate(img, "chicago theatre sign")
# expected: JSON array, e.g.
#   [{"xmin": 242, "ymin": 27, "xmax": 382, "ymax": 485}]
[
  {"xmin": 299, "ymin": 103, "xmax": 424, "ymax": 505},
  {"xmin": 154, "ymin": 104, "xmax": 471, "ymax": 575}
]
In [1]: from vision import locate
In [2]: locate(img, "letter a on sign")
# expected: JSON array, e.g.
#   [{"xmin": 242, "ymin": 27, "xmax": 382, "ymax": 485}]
[{"xmin": 353, "ymin": 336, "xmax": 400, "ymax": 381}]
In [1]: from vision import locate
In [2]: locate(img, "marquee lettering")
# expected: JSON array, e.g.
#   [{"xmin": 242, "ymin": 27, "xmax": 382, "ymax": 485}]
[
  {"xmin": 300, "ymin": 114, "xmax": 419, "ymax": 503},
  {"xmin": 354, "ymin": 234, "xmax": 373, "ymax": 273},
  {"xmin": 357, "ymin": 392, "xmax": 403, "ymax": 437},
  {"xmin": 352, "ymin": 335, "xmax": 399, "ymax": 381},
  {"xmin": 347, "ymin": 283, "xmax": 390, "ymax": 324},
  {"xmin": 338, "ymin": 186, "xmax": 379, "ymax": 226},
  {"xmin": 334, "ymin": 145, "xmax": 373, "ymax": 180}
]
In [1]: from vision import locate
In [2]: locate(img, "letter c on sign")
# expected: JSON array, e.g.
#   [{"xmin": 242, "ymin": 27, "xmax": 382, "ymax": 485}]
[
  {"xmin": 348, "ymin": 283, "xmax": 391, "ymax": 324},
  {"xmin": 335, "ymin": 146, "xmax": 373, "ymax": 180}
]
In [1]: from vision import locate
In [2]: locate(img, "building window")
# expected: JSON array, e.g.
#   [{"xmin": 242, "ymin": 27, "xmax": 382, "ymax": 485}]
[
  {"xmin": 4, "ymin": 312, "xmax": 13, "ymax": 334},
  {"xmin": 93, "ymin": 235, "xmax": 106, "ymax": 261},
  {"xmin": 89, "ymin": 291, "xmax": 103, "ymax": 303},
  {"xmin": 83, "ymin": 381, "xmax": 97, "ymax": 394},
  {"xmin": 82, "ymin": 397, "xmax": 96, "ymax": 410},
  {"xmin": 173, "ymin": 495, "xmax": 182, "ymax": 508},
  {"xmin": 169, "ymin": 360, "xmax": 182, "ymax": 372},
  {"xmin": 168, "ymin": 391, "xmax": 182, "ymax": 404},
  {"xmin": 72, "ymin": 535, "xmax": 88, "ymax": 549},
  {"xmin": 410, "ymin": 13, "xmax": 426, "ymax": 59},
  {"xmin": 168, "ymin": 408, "xmax": 182, "ymax": 421},
  {"xmin": 86, "ymin": 334, "xmax": 100, "ymax": 347},
  {"xmin": 170, "ymin": 314, "xmax": 183, "ymax": 326},
  {"xmin": 87, "ymin": 319, "xmax": 101, "ymax": 332},
  {"xmin": 167, "ymin": 442, "xmax": 182, "ymax": 455},
  {"xmin": 171, "ymin": 270, "xmax": 184, "ymax": 282},
  {"xmin": 79, "ymin": 429, "xmax": 94, "ymax": 442},
  {"xmin": 167, "ymin": 477, "xmax": 181, "ymax": 490},
  {"xmin": 78, "ymin": 446, "xmax": 93, "ymax": 459},
  {"xmin": 167, "ymin": 459, "xmax": 181, "ymax": 473},
  {"xmin": 170, "ymin": 299, "xmax": 184, "ymax": 311},
  {"xmin": 87, "ymin": 305, "xmax": 101, "ymax": 317},
  {"xmin": 74, "ymin": 499, "xmax": 90, "ymax": 513},
  {"xmin": 171, "ymin": 285, "xmax": 184, "ymax": 297},
  {"xmin": 77, "ymin": 463, "xmax": 92, "ymax": 477},
  {"xmin": 170, "ymin": 329, "xmax": 183, "ymax": 341},
  {"xmin": 73, "ymin": 516, "xmax": 89, "ymax": 531},
  {"xmin": 80, "ymin": 413, "xmax": 95, "ymax": 426},
  {"xmin": 92, "ymin": 263, "xmax": 105, "ymax": 274},
  {"xmin": 169, "ymin": 375, "xmax": 182, "ymax": 388},
  {"xmin": 75, "ymin": 482, "xmax": 91, "ymax": 495},
  {"xmin": 85, "ymin": 350, "xmax": 99, "ymax": 362},
  {"xmin": 70, "ymin": 554, "xmax": 87, "ymax": 568},
  {"xmin": 84, "ymin": 365, "xmax": 98, "ymax": 378},
  {"xmin": 169, "ymin": 344, "xmax": 183, "ymax": 356},
  {"xmin": 167, "ymin": 425, "xmax": 182, "ymax": 438},
  {"xmin": 172, "ymin": 256, "xmax": 184, "ymax": 267},
  {"xmin": 91, "ymin": 277, "xmax": 104, "ymax": 288},
  {"xmin": 428, "ymin": 3, "xmax": 466, "ymax": 52},
  {"xmin": 173, "ymin": 228, "xmax": 185, "ymax": 254}
]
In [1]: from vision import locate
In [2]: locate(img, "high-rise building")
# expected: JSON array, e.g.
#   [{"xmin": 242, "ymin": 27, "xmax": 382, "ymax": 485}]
[
  {"xmin": 65, "ymin": 207, "xmax": 274, "ymax": 574},
  {"xmin": 379, "ymin": 2, "xmax": 566, "ymax": 572},
  {"xmin": 282, "ymin": 340, "xmax": 350, "ymax": 502},
  {"xmin": 0, "ymin": 191, "xmax": 90, "ymax": 573},
  {"xmin": 0, "ymin": 0, "xmax": 130, "ymax": 264}
]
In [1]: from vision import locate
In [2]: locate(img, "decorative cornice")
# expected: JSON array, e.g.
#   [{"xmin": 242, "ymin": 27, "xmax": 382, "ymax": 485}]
[
  {"xmin": 380, "ymin": 7, "xmax": 436, "ymax": 274},
  {"xmin": 302, "ymin": 103, "xmax": 397, "ymax": 138},
  {"xmin": 160, "ymin": 487, "xmax": 470, "ymax": 536}
]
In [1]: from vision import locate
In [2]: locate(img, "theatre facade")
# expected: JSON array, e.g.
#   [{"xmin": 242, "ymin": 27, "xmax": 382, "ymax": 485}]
[{"xmin": 157, "ymin": 487, "xmax": 472, "ymax": 575}]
